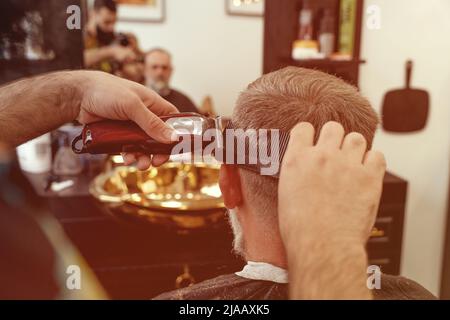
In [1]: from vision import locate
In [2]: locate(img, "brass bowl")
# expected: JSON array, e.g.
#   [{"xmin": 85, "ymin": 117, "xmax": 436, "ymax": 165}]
[{"xmin": 90, "ymin": 161, "xmax": 226, "ymax": 230}]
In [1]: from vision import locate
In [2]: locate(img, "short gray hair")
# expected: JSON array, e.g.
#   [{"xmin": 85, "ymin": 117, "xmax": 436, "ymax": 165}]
[
  {"xmin": 232, "ymin": 66, "xmax": 379, "ymax": 221},
  {"xmin": 145, "ymin": 47, "xmax": 172, "ymax": 61}
]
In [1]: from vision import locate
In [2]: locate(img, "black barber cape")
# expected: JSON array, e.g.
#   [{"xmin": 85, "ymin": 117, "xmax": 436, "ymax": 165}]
[
  {"xmin": 163, "ymin": 89, "xmax": 198, "ymax": 113},
  {"xmin": 153, "ymin": 273, "xmax": 437, "ymax": 300}
]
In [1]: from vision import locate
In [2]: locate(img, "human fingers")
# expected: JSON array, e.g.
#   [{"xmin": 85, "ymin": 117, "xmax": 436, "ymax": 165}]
[
  {"xmin": 126, "ymin": 99, "xmax": 176, "ymax": 143},
  {"xmin": 136, "ymin": 154, "xmax": 152, "ymax": 170},
  {"xmin": 151, "ymin": 154, "xmax": 170, "ymax": 167},
  {"xmin": 122, "ymin": 79, "xmax": 179, "ymax": 115},
  {"xmin": 316, "ymin": 121, "xmax": 345, "ymax": 149},
  {"xmin": 288, "ymin": 122, "xmax": 315, "ymax": 150},
  {"xmin": 363, "ymin": 150, "xmax": 387, "ymax": 175},
  {"xmin": 341, "ymin": 132, "xmax": 367, "ymax": 164}
]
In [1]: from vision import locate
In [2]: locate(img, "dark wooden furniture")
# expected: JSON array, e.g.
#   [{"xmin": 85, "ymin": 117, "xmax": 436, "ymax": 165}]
[
  {"xmin": 368, "ymin": 172, "xmax": 407, "ymax": 275},
  {"xmin": 50, "ymin": 197, "xmax": 243, "ymax": 299},
  {"xmin": 25, "ymin": 170, "xmax": 407, "ymax": 298},
  {"xmin": 440, "ymin": 163, "xmax": 450, "ymax": 299},
  {"xmin": 0, "ymin": 0, "xmax": 84, "ymax": 85},
  {"xmin": 263, "ymin": 0, "xmax": 365, "ymax": 86},
  {"xmin": 24, "ymin": 172, "xmax": 244, "ymax": 299}
]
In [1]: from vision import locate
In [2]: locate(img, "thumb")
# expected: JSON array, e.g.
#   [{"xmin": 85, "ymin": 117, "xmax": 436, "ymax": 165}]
[{"xmin": 130, "ymin": 102, "xmax": 176, "ymax": 143}]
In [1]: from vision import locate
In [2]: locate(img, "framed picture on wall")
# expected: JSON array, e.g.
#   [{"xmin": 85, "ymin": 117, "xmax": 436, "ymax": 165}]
[
  {"xmin": 117, "ymin": 0, "xmax": 165, "ymax": 23},
  {"xmin": 225, "ymin": 0, "xmax": 264, "ymax": 17}
]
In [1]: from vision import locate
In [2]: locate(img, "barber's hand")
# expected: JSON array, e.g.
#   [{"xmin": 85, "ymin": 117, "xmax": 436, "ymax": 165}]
[
  {"xmin": 75, "ymin": 70, "xmax": 179, "ymax": 169},
  {"xmin": 109, "ymin": 46, "xmax": 136, "ymax": 63},
  {"xmin": 278, "ymin": 121, "xmax": 386, "ymax": 247}
]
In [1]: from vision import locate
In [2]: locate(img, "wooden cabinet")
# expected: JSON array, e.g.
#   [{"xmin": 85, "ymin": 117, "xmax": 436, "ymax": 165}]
[
  {"xmin": 263, "ymin": 0, "xmax": 365, "ymax": 86},
  {"xmin": 368, "ymin": 172, "xmax": 407, "ymax": 275},
  {"xmin": 47, "ymin": 196, "xmax": 244, "ymax": 299}
]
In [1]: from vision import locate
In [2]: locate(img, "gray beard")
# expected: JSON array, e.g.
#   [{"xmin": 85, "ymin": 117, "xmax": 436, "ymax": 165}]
[
  {"xmin": 227, "ymin": 208, "xmax": 246, "ymax": 259},
  {"xmin": 147, "ymin": 79, "xmax": 170, "ymax": 97}
]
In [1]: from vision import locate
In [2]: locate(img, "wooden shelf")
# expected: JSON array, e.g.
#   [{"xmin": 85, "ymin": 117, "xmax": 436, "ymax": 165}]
[
  {"xmin": 284, "ymin": 58, "xmax": 366, "ymax": 68},
  {"xmin": 263, "ymin": 0, "xmax": 365, "ymax": 86}
]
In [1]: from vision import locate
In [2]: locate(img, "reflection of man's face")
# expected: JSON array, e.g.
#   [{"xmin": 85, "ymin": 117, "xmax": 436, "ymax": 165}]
[
  {"xmin": 144, "ymin": 51, "xmax": 173, "ymax": 96},
  {"xmin": 93, "ymin": 8, "xmax": 117, "ymax": 44}
]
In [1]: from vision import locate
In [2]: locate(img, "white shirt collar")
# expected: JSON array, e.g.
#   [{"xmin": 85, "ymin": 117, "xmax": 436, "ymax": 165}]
[{"xmin": 235, "ymin": 261, "xmax": 288, "ymax": 284}]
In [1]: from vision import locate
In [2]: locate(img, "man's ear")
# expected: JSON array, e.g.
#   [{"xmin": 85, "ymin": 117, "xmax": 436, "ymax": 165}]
[{"xmin": 219, "ymin": 164, "xmax": 243, "ymax": 209}]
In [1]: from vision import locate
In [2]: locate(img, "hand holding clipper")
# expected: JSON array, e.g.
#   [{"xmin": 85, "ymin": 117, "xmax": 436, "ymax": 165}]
[{"xmin": 72, "ymin": 113, "xmax": 218, "ymax": 156}]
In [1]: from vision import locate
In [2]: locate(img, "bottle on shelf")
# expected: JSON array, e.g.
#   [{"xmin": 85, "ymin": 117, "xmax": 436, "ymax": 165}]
[
  {"xmin": 298, "ymin": 2, "xmax": 314, "ymax": 41},
  {"xmin": 319, "ymin": 9, "xmax": 335, "ymax": 58},
  {"xmin": 338, "ymin": 0, "xmax": 357, "ymax": 59},
  {"xmin": 292, "ymin": 1, "xmax": 322, "ymax": 60}
]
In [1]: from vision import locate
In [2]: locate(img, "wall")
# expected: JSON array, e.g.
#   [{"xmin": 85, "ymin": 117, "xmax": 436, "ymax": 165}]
[
  {"xmin": 360, "ymin": 0, "xmax": 450, "ymax": 296},
  {"xmin": 117, "ymin": 0, "xmax": 263, "ymax": 115},
  {"xmin": 117, "ymin": 0, "xmax": 450, "ymax": 296}
]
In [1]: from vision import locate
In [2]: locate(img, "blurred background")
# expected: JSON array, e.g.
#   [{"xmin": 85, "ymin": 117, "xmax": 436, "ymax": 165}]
[{"xmin": 0, "ymin": 0, "xmax": 449, "ymax": 299}]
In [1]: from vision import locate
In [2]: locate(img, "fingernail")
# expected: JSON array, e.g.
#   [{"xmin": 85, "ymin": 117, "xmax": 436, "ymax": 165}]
[
  {"xmin": 165, "ymin": 128, "xmax": 178, "ymax": 142},
  {"xmin": 122, "ymin": 154, "xmax": 129, "ymax": 165},
  {"xmin": 123, "ymin": 154, "xmax": 135, "ymax": 165}
]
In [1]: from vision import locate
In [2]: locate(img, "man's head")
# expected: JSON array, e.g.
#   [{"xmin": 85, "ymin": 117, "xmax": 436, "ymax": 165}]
[
  {"xmin": 219, "ymin": 67, "xmax": 379, "ymax": 266},
  {"xmin": 92, "ymin": 0, "xmax": 117, "ymax": 45},
  {"xmin": 144, "ymin": 48, "xmax": 173, "ymax": 96}
]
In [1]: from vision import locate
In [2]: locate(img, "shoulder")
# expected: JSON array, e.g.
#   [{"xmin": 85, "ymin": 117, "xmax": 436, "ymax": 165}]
[
  {"xmin": 170, "ymin": 88, "xmax": 190, "ymax": 99},
  {"xmin": 152, "ymin": 274, "xmax": 245, "ymax": 300},
  {"xmin": 374, "ymin": 274, "xmax": 437, "ymax": 300},
  {"xmin": 169, "ymin": 89, "xmax": 195, "ymax": 105},
  {"xmin": 152, "ymin": 273, "xmax": 288, "ymax": 300},
  {"xmin": 167, "ymin": 89, "xmax": 198, "ymax": 113}
]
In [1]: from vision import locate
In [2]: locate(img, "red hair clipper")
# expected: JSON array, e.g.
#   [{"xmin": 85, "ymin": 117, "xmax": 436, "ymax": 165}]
[{"xmin": 71, "ymin": 113, "xmax": 219, "ymax": 155}]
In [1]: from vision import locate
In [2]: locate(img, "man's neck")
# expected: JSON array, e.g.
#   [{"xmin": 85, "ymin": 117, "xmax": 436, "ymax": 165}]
[
  {"xmin": 159, "ymin": 87, "xmax": 171, "ymax": 97},
  {"xmin": 245, "ymin": 241, "xmax": 287, "ymax": 269},
  {"xmin": 240, "ymin": 211, "xmax": 288, "ymax": 269},
  {"xmin": 145, "ymin": 82, "xmax": 171, "ymax": 97}
]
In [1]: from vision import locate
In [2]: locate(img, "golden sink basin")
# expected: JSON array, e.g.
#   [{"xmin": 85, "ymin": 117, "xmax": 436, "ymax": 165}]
[{"xmin": 90, "ymin": 161, "xmax": 226, "ymax": 230}]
